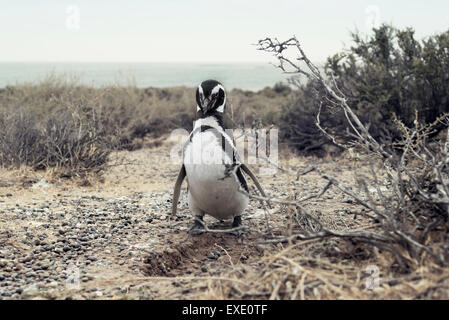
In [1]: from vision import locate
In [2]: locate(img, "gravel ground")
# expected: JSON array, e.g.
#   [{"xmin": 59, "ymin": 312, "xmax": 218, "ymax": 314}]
[{"xmin": 0, "ymin": 191, "xmax": 179, "ymax": 299}]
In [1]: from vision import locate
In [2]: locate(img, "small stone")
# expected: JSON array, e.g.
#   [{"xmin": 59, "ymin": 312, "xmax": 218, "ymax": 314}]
[
  {"xmin": 20, "ymin": 256, "xmax": 33, "ymax": 263},
  {"xmin": 40, "ymin": 264, "xmax": 49, "ymax": 270},
  {"xmin": 207, "ymin": 253, "xmax": 218, "ymax": 260},
  {"xmin": 44, "ymin": 245, "xmax": 54, "ymax": 251},
  {"xmin": 22, "ymin": 284, "xmax": 39, "ymax": 297},
  {"xmin": 201, "ymin": 265, "xmax": 208, "ymax": 273}
]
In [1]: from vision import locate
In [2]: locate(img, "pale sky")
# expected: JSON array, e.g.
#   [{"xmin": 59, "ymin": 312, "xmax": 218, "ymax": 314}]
[{"xmin": 0, "ymin": 0, "xmax": 448, "ymax": 63}]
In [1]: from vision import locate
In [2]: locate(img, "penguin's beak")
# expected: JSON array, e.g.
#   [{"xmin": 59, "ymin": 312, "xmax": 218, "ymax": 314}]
[{"xmin": 202, "ymin": 97, "xmax": 215, "ymax": 113}]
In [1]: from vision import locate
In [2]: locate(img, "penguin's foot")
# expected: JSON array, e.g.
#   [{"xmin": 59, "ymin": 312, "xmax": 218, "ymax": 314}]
[
  {"xmin": 232, "ymin": 216, "xmax": 242, "ymax": 228},
  {"xmin": 188, "ymin": 216, "xmax": 205, "ymax": 235},
  {"xmin": 230, "ymin": 216, "xmax": 243, "ymax": 237}
]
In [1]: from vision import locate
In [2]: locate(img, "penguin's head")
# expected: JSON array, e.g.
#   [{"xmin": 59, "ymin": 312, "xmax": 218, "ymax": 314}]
[{"xmin": 196, "ymin": 80, "xmax": 226, "ymax": 114}]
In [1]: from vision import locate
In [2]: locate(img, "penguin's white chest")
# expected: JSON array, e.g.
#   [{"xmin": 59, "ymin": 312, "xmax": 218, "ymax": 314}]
[{"xmin": 183, "ymin": 131, "xmax": 248, "ymax": 219}]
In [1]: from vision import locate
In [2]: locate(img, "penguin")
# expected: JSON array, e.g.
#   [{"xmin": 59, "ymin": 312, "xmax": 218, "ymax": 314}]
[{"xmin": 171, "ymin": 79, "xmax": 270, "ymax": 233}]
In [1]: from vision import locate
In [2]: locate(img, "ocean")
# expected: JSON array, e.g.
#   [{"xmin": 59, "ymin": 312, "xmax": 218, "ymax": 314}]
[{"xmin": 0, "ymin": 62, "xmax": 292, "ymax": 91}]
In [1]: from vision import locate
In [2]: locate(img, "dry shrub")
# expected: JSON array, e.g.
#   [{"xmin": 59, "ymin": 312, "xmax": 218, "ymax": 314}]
[
  {"xmin": 256, "ymin": 36, "xmax": 449, "ymax": 274},
  {"xmin": 0, "ymin": 108, "xmax": 110, "ymax": 177},
  {"xmin": 0, "ymin": 76, "xmax": 290, "ymax": 175}
]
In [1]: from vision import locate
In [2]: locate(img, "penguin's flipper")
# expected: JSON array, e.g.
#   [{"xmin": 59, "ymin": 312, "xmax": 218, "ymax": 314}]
[
  {"xmin": 171, "ymin": 164, "xmax": 186, "ymax": 215},
  {"xmin": 240, "ymin": 163, "xmax": 272, "ymax": 209}
]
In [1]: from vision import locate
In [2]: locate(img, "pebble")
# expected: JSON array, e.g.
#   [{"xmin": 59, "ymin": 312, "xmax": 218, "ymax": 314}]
[
  {"xmin": 207, "ymin": 252, "xmax": 220, "ymax": 260},
  {"xmin": 240, "ymin": 254, "xmax": 249, "ymax": 261},
  {"xmin": 20, "ymin": 256, "xmax": 33, "ymax": 263},
  {"xmin": 22, "ymin": 284, "xmax": 39, "ymax": 297}
]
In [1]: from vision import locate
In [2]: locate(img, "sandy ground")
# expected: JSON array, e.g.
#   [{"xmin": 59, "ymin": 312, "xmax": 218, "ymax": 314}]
[{"xmin": 1, "ymin": 136, "xmax": 448, "ymax": 300}]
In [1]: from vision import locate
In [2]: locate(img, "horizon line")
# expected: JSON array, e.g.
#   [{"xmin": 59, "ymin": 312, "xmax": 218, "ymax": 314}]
[{"xmin": 0, "ymin": 61, "xmax": 273, "ymax": 64}]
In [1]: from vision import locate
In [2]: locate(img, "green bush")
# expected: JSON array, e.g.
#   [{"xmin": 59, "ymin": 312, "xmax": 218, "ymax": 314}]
[{"xmin": 281, "ymin": 25, "xmax": 449, "ymax": 153}]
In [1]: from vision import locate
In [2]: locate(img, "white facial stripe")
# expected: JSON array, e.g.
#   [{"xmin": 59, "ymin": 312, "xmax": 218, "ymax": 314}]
[
  {"xmin": 212, "ymin": 84, "xmax": 226, "ymax": 112},
  {"xmin": 216, "ymin": 95, "xmax": 226, "ymax": 112},
  {"xmin": 211, "ymin": 84, "xmax": 224, "ymax": 95},
  {"xmin": 198, "ymin": 85, "xmax": 204, "ymax": 96}
]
